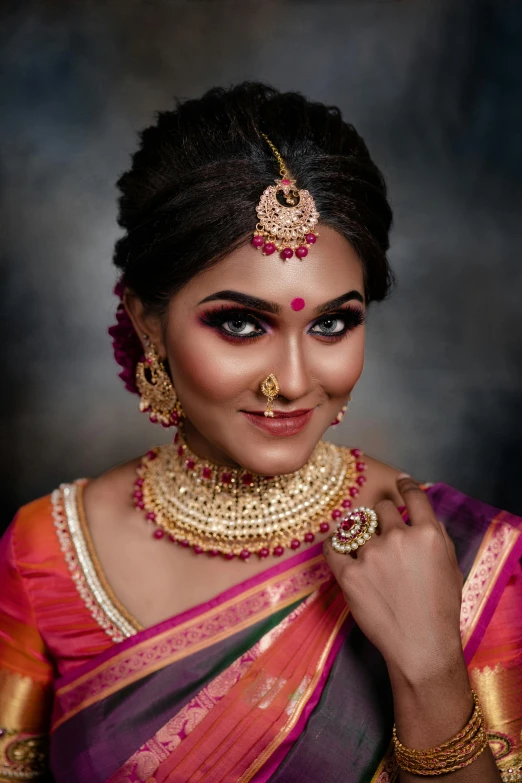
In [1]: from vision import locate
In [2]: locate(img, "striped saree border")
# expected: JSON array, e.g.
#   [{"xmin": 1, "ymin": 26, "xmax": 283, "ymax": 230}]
[
  {"xmin": 52, "ymin": 554, "xmax": 333, "ymax": 731},
  {"xmin": 460, "ymin": 512, "xmax": 522, "ymax": 659}
]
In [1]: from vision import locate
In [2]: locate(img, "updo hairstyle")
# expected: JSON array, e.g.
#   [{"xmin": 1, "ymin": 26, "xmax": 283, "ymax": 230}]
[{"xmin": 109, "ymin": 82, "xmax": 394, "ymax": 393}]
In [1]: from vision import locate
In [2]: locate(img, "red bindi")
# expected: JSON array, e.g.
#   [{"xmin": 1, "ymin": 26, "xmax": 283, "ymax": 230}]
[{"xmin": 291, "ymin": 297, "xmax": 305, "ymax": 311}]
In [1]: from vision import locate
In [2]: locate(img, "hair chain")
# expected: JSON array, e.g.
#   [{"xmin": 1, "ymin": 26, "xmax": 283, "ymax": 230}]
[{"xmin": 261, "ymin": 132, "xmax": 288, "ymax": 179}]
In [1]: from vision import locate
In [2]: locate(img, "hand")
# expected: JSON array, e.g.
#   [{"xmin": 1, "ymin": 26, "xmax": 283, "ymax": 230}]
[{"xmin": 323, "ymin": 476, "xmax": 464, "ymax": 681}]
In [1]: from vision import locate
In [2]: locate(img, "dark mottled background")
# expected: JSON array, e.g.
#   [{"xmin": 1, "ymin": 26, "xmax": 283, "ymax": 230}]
[{"xmin": 2, "ymin": 0, "xmax": 522, "ymax": 531}]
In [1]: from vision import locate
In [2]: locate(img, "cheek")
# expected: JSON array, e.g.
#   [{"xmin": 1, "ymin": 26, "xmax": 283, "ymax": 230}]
[
  {"xmin": 313, "ymin": 332, "xmax": 365, "ymax": 396},
  {"xmin": 167, "ymin": 324, "xmax": 259, "ymax": 402}
]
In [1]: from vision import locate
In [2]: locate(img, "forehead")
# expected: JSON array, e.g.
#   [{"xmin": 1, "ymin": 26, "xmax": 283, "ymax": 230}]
[{"xmin": 178, "ymin": 226, "xmax": 364, "ymax": 307}]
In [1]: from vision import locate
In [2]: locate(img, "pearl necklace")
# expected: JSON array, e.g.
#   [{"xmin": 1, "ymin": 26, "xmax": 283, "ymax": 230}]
[{"xmin": 133, "ymin": 431, "xmax": 368, "ymax": 560}]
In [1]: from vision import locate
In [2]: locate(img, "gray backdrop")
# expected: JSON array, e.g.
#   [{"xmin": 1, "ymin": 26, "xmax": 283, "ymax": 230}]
[{"xmin": 2, "ymin": 0, "xmax": 522, "ymax": 531}]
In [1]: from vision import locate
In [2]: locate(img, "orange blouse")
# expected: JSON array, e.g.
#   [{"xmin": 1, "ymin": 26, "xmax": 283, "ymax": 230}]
[{"xmin": 0, "ymin": 487, "xmax": 137, "ymax": 781}]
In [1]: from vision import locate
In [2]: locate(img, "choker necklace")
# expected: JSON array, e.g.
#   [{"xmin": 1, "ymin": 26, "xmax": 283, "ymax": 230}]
[{"xmin": 133, "ymin": 431, "xmax": 367, "ymax": 560}]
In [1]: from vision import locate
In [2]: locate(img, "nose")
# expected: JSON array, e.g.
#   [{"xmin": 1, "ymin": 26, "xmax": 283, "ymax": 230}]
[{"xmin": 268, "ymin": 334, "xmax": 311, "ymax": 403}]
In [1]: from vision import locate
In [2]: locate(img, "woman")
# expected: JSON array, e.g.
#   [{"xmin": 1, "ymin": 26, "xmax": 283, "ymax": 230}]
[{"xmin": 0, "ymin": 83, "xmax": 520, "ymax": 783}]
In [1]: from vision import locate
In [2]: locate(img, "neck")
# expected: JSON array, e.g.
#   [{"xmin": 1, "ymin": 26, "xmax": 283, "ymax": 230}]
[{"xmin": 181, "ymin": 419, "xmax": 241, "ymax": 469}]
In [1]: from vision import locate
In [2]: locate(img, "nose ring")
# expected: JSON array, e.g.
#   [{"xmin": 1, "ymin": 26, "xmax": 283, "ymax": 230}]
[{"xmin": 261, "ymin": 374, "xmax": 280, "ymax": 418}]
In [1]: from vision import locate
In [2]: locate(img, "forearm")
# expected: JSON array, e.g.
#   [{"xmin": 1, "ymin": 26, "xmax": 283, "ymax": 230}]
[{"xmin": 388, "ymin": 646, "xmax": 501, "ymax": 783}]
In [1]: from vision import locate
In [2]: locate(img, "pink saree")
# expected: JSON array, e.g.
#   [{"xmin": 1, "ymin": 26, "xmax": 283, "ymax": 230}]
[{"xmin": 45, "ymin": 483, "xmax": 522, "ymax": 783}]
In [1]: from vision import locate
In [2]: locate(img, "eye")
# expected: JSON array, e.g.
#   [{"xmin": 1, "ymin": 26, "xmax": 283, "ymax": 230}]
[
  {"xmin": 222, "ymin": 317, "xmax": 264, "ymax": 336},
  {"xmin": 310, "ymin": 317, "xmax": 345, "ymax": 336},
  {"xmin": 308, "ymin": 307, "xmax": 366, "ymax": 340},
  {"xmin": 199, "ymin": 306, "xmax": 268, "ymax": 340}
]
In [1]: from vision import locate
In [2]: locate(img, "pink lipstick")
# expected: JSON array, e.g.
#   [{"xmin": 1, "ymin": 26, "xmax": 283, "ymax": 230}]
[{"xmin": 242, "ymin": 409, "xmax": 313, "ymax": 437}]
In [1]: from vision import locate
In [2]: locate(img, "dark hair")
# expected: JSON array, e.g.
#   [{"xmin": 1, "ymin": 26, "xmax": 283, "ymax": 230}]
[{"xmin": 109, "ymin": 82, "xmax": 394, "ymax": 393}]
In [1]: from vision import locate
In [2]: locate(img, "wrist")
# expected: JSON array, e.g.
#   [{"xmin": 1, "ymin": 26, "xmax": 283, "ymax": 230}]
[
  {"xmin": 385, "ymin": 635, "xmax": 465, "ymax": 690},
  {"xmin": 389, "ymin": 643, "xmax": 473, "ymax": 751}
]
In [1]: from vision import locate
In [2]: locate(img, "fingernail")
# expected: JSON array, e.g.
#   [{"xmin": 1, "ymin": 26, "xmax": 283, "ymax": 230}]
[{"xmin": 397, "ymin": 473, "xmax": 412, "ymax": 480}]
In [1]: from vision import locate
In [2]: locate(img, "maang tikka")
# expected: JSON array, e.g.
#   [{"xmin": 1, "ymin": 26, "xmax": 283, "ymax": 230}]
[
  {"xmin": 135, "ymin": 339, "xmax": 184, "ymax": 427},
  {"xmin": 251, "ymin": 133, "xmax": 319, "ymax": 261}
]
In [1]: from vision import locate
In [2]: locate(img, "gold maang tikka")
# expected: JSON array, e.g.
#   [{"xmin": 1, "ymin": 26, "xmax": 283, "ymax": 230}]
[
  {"xmin": 251, "ymin": 133, "xmax": 319, "ymax": 261},
  {"xmin": 261, "ymin": 373, "xmax": 279, "ymax": 417}
]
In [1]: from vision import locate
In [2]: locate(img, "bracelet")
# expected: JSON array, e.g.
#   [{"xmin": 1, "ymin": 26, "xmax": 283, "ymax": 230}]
[{"xmin": 392, "ymin": 690, "xmax": 489, "ymax": 776}]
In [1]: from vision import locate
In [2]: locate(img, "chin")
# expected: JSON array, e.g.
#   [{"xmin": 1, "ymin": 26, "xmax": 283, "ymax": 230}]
[{"xmin": 225, "ymin": 429, "xmax": 324, "ymax": 477}]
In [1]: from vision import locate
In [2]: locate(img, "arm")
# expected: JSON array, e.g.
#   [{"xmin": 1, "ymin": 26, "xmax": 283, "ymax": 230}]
[
  {"xmin": 389, "ymin": 648, "xmax": 501, "ymax": 782},
  {"xmin": 324, "ymin": 476, "xmax": 502, "ymax": 782},
  {"xmin": 0, "ymin": 519, "xmax": 54, "ymax": 782}
]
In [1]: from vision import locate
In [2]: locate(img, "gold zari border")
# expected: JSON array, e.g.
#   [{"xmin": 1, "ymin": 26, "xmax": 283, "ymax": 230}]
[{"xmin": 0, "ymin": 669, "xmax": 51, "ymax": 782}]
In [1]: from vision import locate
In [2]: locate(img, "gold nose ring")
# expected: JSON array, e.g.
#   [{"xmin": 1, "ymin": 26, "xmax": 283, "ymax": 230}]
[{"xmin": 261, "ymin": 374, "xmax": 280, "ymax": 418}]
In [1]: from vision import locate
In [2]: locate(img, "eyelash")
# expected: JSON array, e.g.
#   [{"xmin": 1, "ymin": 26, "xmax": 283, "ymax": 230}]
[{"xmin": 199, "ymin": 305, "xmax": 366, "ymax": 343}]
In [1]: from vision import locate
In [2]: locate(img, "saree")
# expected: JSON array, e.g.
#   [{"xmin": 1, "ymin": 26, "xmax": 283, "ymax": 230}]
[{"xmin": 1, "ymin": 481, "xmax": 521, "ymax": 782}]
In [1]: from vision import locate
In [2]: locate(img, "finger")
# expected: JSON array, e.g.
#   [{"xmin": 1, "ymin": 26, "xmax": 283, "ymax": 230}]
[
  {"xmin": 373, "ymin": 498, "xmax": 405, "ymax": 533},
  {"xmin": 323, "ymin": 537, "xmax": 357, "ymax": 582},
  {"xmin": 396, "ymin": 474, "xmax": 438, "ymax": 528},
  {"xmin": 439, "ymin": 521, "xmax": 459, "ymax": 569}
]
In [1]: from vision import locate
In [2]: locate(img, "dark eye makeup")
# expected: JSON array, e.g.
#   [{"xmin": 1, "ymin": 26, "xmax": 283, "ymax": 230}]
[
  {"xmin": 199, "ymin": 306, "xmax": 268, "ymax": 340},
  {"xmin": 309, "ymin": 307, "xmax": 366, "ymax": 338},
  {"xmin": 199, "ymin": 304, "xmax": 366, "ymax": 343}
]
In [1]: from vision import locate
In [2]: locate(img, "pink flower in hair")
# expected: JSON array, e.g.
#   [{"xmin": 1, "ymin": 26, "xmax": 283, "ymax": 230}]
[{"xmin": 108, "ymin": 280, "xmax": 144, "ymax": 394}]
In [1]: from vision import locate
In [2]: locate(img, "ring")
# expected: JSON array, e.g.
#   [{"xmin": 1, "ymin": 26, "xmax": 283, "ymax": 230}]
[{"xmin": 331, "ymin": 507, "xmax": 379, "ymax": 553}]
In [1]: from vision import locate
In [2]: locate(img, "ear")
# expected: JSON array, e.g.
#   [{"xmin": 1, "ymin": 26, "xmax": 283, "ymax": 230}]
[{"xmin": 123, "ymin": 290, "xmax": 167, "ymax": 358}]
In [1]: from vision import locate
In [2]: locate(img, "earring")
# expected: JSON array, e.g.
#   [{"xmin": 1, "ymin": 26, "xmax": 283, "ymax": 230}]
[
  {"xmin": 330, "ymin": 394, "xmax": 352, "ymax": 427},
  {"xmin": 135, "ymin": 343, "xmax": 184, "ymax": 427},
  {"xmin": 261, "ymin": 374, "xmax": 280, "ymax": 418}
]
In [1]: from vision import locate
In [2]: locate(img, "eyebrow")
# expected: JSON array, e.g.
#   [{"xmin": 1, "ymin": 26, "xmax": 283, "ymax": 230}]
[
  {"xmin": 314, "ymin": 291, "xmax": 365, "ymax": 315},
  {"xmin": 197, "ymin": 289, "xmax": 364, "ymax": 316},
  {"xmin": 198, "ymin": 290, "xmax": 281, "ymax": 314}
]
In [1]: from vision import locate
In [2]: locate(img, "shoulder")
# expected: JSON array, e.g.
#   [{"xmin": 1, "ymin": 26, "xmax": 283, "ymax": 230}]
[
  {"xmin": 4, "ymin": 493, "xmax": 57, "ymax": 563},
  {"xmin": 81, "ymin": 455, "xmax": 144, "ymax": 541},
  {"xmin": 348, "ymin": 448, "xmax": 405, "ymax": 508},
  {"xmin": 82, "ymin": 456, "xmax": 142, "ymax": 514},
  {"xmin": 0, "ymin": 494, "xmax": 60, "ymax": 629}
]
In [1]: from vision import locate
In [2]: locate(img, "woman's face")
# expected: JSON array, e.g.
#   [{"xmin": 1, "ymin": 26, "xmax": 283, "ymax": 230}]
[{"xmin": 151, "ymin": 226, "xmax": 365, "ymax": 475}]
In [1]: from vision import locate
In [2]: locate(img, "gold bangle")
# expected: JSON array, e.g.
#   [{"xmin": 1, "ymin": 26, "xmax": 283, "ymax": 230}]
[{"xmin": 392, "ymin": 690, "xmax": 489, "ymax": 776}]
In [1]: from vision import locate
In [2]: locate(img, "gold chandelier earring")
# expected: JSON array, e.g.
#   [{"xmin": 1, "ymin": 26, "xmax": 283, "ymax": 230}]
[
  {"xmin": 135, "ymin": 340, "xmax": 184, "ymax": 427},
  {"xmin": 261, "ymin": 374, "xmax": 279, "ymax": 417}
]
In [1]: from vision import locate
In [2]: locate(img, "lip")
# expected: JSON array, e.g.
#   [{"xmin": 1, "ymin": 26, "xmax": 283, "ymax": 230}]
[{"xmin": 242, "ymin": 409, "xmax": 314, "ymax": 436}]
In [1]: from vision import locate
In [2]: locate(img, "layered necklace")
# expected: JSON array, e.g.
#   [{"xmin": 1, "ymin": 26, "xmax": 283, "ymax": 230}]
[{"xmin": 133, "ymin": 431, "xmax": 368, "ymax": 560}]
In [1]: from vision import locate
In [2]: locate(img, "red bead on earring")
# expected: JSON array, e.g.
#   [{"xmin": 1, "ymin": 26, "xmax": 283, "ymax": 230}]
[{"xmin": 330, "ymin": 395, "xmax": 352, "ymax": 427}]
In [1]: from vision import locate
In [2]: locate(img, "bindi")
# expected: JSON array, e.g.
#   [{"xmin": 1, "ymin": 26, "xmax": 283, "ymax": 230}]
[{"xmin": 290, "ymin": 297, "xmax": 306, "ymax": 312}]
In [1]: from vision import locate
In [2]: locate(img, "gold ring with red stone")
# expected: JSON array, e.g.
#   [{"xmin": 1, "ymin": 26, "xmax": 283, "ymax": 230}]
[{"xmin": 331, "ymin": 507, "xmax": 378, "ymax": 553}]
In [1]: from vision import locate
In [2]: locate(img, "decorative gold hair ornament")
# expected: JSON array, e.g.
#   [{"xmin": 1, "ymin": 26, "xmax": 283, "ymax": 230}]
[{"xmin": 251, "ymin": 133, "xmax": 319, "ymax": 261}]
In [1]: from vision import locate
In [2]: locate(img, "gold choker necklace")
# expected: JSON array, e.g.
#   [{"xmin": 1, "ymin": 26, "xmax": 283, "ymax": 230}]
[{"xmin": 133, "ymin": 432, "xmax": 367, "ymax": 560}]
